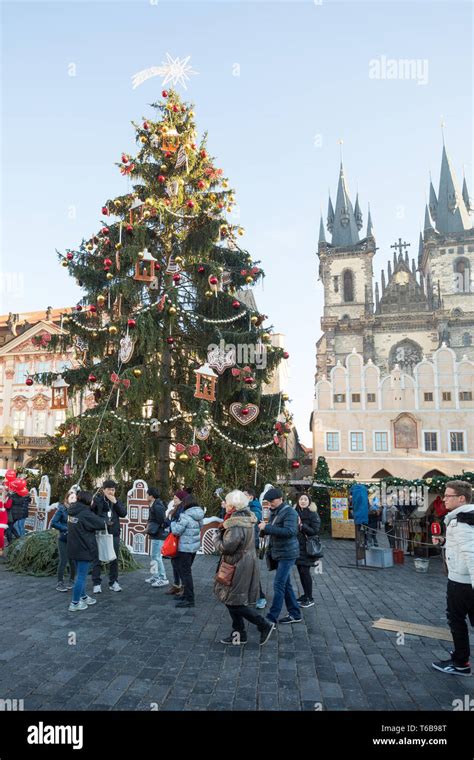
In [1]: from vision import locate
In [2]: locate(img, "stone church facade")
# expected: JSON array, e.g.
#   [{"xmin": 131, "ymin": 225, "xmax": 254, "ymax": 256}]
[{"xmin": 313, "ymin": 143, "xmax": 474, "ymax": 479}]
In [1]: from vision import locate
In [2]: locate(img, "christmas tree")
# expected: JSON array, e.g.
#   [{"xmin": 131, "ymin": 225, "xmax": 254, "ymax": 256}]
[
  {"xmin": 314, "ymin": 455, "xmax": 331, "ymax": 483},
  {"xmin": 34, "ymin": 90, "xmax": 290, "ymax": 501}
]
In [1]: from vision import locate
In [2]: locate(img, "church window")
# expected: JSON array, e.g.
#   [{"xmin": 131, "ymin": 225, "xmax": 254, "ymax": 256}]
[
  {"xmin": 460, "ymin": 391, "xmax": 472, "ymax": 401},
  {"xmin": 326, "ymin": 432, "xmax": 339, "ymax": 451},
  {"xmin": 333, "ymin": 276, "xmax": 339, "ymax": 293},
  {"xmin": 350, "ymin": 432, "xmax": 364, "ymax": 451},
  {"xmin": 440, "ymin": 249, "xmax": 446, "ymax": 255},
  {"xmin": 351, "ymin": 393, "xmax": 361, "ymax": 403},
  {"xmin": 367, "ymin": 393, "xmax": 376, "ymax": 403},
  {"xmin": 389, "ymin": 340, "xmax": 422, "ymax": 374},
  {"xmin": 449, "ymin": 432, "xmax": 465, "ymax": 452},
  {"xmin": 343, "ymin": 270, "xmax": 354, "ymax": 302},
  {"xmin": 454, "ymin": 258, "xmax": 470, "ymax": 293},
  {"xmin": 424, "ymin": 432, "xmax": 438, "ymax": 452},
  {"xmin": 448, "ymin": 248, "xmax": 454, "ymax": 254},
  {"xmin": 462, "ymin": 333, "xmax": 472, "ymax": 346},
  {"xmin": 374, "ymin": 432, "xmax": 388, "ymax": 452},
  {"xmin": 424, "ymin": 392, "xmax": 433, "ymax": 402},
  {"xmin": 333, "ymin": 394, "xmax": 346, "ymax": 403},
  {"xmin": 442, "ymin": 392, "xmax": 452, "ymax": 401}
]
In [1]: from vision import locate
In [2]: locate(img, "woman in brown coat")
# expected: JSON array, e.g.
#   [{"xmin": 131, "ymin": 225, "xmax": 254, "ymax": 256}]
[{"xmin": 214, "ymin": 490, "xmax": 275, "ymax": 646}]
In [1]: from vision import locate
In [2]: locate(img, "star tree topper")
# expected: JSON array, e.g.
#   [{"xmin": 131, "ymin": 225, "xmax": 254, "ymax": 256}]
[{"xmin": 132, "ymin": 54, "xmax": 198, "ymax": 90}]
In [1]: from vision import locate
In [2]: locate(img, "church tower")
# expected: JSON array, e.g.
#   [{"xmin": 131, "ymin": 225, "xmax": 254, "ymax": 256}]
[
  {"xmin": 419, "ymin": 142, "xmax": 473, "ymax": 358},
  {"xmin": 316, "ymin": 161, "xmax": 376, "ymax": 378}
]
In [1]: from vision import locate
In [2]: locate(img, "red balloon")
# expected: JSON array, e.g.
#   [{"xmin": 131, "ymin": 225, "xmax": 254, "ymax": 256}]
[
  {"xmin": 11, "ymin": 478, "xmax": 26, "ymax": 491},
  {"xmin": 19, "ymin": 488, "xmax": 29, "ymax": 496},
  {"xmin": 5, "ymin": 469, "xmax": 16, "ymax": 480}
]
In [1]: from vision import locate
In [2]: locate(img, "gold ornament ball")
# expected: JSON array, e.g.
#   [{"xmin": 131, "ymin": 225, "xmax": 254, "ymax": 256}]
[
  {"xmin": 106, "ymin": 272, "xmax": 113, "ymax": 280},
  {"xmin": 249, "ymin": 459, "xmax": 257, "ymax": 467},
  {"xmin": 218, "ymin": 266, "xmax": 224, "ymax": 273},
  {"xmin": 62, "ymin": 316, "xmax": 69, "ymax": 324},
  {"xmin": 262, "ymin": 333, "xmax": 271, "ymax": 342},
  {"xmin": 250, "ymin": 316, "xmax": 258, "ymax": 324},
  {"xmin": 92, "ymin": 331, "xmax": 99, "ymax": 338},
  {"xmin": 86, "ymin": 244, "xmax": 93, "ymax": 252},
  {"xmin": 143, "ymin": 210, "xmax": 151, "ymax": 219},
  {"xmin": 133, "ymin": 368, "xmax": 142, "ymax": 377},
  {"xmin": 226, "ymin": 206, "xmax": 232, "ymax": 212},
  {"xmin": 245, "ymin": 276, "xmax": 253, "ymax": 284},
  {"xmin": 282, "ymin": 393, "xmax": 289, "ymax": 401},
  {"xmin": 222, "ymin": 181, "xmax": 229, "ymax": 188},
  {"xmin": 115, "ymin": 200, "xmax": 122, "ymax": 209},
  {"xmin": 61, "ymin": 260, "xmax": 69, "ymax": 268},
  {"xmin": 174, "ymin": 256, "xmax": 183, "ymax": 264},
  {"xmin": 179, "ymin": 453, "xmax": 189, "ymax": 463},
  {"xmin": 108, "ymin": 325, "xmax": 118, "ymax": 335},
  {"xmin": 168, "ymin": 306, "xmax": 177, "ymax": 315},
  {"xmin": 205, "ymin": 290, "xmax": 213, "ymax": 298},
  {"xmin": 238, "ymin": 228, "xmax": 244, "ymax": 236},
  {"xmin": 115, "ymin": 242, "xmax": 122, "ymax": 250},
  {"xmin": 97, "ymin": 295, "xmax": 106, "ymax": 305},
  {"xmin": 160, "ymin": 164, "xmax": 167, "ymax": 172},
  {"xmin": 137, "ymin": 250, "xmax": 145, "ymax": 260},
  {"xmin": 58, "ymin": 445, "xmax": 67, "ymax": 454},
  {"xmin": 140, "ymin": 135, "xmax": 147, "ymax": 143},
  {"xmin": 189, "ymin": 111, "xmax": 194, "ymax": 118},
  {"xmin": 283, "ymin": 432, "xmax": 290, "ymax": 438}
]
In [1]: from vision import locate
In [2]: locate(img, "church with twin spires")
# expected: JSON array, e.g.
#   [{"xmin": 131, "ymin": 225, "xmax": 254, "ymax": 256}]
[{"xmin": 312, "ymin": 143, "xmax": 474, "ymax": 481}]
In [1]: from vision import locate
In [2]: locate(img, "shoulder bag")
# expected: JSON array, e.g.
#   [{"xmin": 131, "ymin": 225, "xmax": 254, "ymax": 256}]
[
  {"xmin": 306, "ymin": 535, "xmax": 323, "ymax": 559},
  {"xmin": 96, "ymin": 530, "xmax": 117, "ymax": 562},
  {"xmin": 161, "ymin": 531, "xmax": 179, "ymax": 558},
  {"xmin": 215, "ymin": 560, "xmax": 236, "ymax": 586}
]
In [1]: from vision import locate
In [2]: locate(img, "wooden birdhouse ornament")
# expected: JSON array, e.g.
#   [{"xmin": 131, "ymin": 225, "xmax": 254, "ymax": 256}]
[
  {"xmin": 161, "ymin": 126, "xmax": 179, "ymax": 154},
  {"xmin": 194, "ymin": 363, "xmax": 218, "ymax": 402},
  {"xmin": 51, "ymin": 375, "xmax": 69, "ymax": 410},
  {"xmin": 134, "ymin": 248, "xmax": 158, "ymax": 283}
]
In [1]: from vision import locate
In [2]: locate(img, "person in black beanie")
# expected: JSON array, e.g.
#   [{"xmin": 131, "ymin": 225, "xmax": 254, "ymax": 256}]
[{"xmin": 91, "ymin": 479, "xmax": 127, "ymax": 593}]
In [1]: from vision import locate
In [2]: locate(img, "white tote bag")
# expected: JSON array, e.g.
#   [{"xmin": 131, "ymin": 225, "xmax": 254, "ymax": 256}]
[{"xmin": 96, "ymin": 530, "xmax": 117, "ymax": 562}]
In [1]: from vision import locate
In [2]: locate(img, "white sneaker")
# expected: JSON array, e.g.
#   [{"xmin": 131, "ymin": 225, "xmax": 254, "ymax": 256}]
[
  {"xmin": 69, "ymin": 600, "xmax": 88, "ymax": 611},
  {"xmin": 151, "ymin": 579, "xmax": 169, "ymax": 587},
  {"xmin": 109, "ymin": 581, "xmax": 122, "ymax": 592},
  {"xmin": 145, "ymin": 577, "xmax": 155, "ymax": 583},
  {"xmin": 81, "ymin": 595, "xmax": 97, "ymax": 606},
  {"xmin": 93, "ymin": 585, "xmax": 102, "ymax": 594}
]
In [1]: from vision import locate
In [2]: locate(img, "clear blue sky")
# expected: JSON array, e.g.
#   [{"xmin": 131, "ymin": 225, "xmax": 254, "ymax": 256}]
[{"xmin": 2, "ymin": 0, "xmax": 472, "ymax": 444}]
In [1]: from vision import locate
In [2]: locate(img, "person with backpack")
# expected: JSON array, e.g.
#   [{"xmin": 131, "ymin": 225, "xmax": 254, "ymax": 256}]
[
  {"xmin": 67, "ymin": 491, "xmax": 107, "ymax": 612},
  {"xmin": 258, "ymin": 487, "xmax": 302, "ymax": 625},
  {"xmin": 51, "ymin": 490, "xmax": 77, "ymax": 592},
  {"xmin": 145, "ymin": 486, "xmax": 169, "ymax": 588},
  {"xmin": 214, "ymin": 490, "xmax": 275, "ymax": 646},
  {"xmin": 170, "ymin": 493, "xmax": 204, "ymax": 608},
  {"xmin": 295, "ymin": 493, "xmax": 321, "ymax": 609},
  {"xmin": 91, "ymin": 479, "xmax": 127, "ymax": 593},
  {"xmin": 432, "ymin": 480, "xmax": 474, "ymax": 676},
  {"xmin": 243, "ymin": 486, "xmax": 266, "ymax": 609}
]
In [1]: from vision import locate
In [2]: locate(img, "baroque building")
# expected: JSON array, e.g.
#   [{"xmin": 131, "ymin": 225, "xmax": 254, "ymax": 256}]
[{"xmin": 313, "ymin": 143, "xmax": 474, "ymax": 479}]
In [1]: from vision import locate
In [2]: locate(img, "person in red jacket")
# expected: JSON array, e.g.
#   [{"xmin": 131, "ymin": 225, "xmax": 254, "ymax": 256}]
[{"xmin": 0, "ymin": 484, "xmax": 12, "ymax": 554}]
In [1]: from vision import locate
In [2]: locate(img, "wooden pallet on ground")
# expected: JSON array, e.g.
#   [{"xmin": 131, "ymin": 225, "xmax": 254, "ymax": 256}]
[{"xmin": 372, "ymin": 617, "xmax": 452, "ymax": 641}]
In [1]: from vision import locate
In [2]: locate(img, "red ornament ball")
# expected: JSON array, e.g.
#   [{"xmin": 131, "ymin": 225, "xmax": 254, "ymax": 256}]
[
  {"xmin": 101, "ymin": 206, "xmax": 109, "ymax": 216},
  {"xmin": 241, "ymin": 408, "xmax": 249, "ymax": 416},
  {"xmin": 283, "ymin": 351, "xmax": 290, "ymax": 359},
  {"xmin": 89, "ymin": 305, "xmax": 97, "ymax": 313},
  {"xmin": 88, "ymin": 374, "xmax": 97, "ymax": 383},
  {"xmin": 143, "ymin": 121, "xmax": 149, "ymax": 130},
  {"xmin": 167, "ymin": 337, "xmax": 175, "ymax": 345},
  {"xmin": 172, "ymin": 105, "xmax": 179, "ymax": 113},
  {"xmin": 244, "ymin": 376, "xmax": 254, "ymax": 385},
  {"xmin": 158, "ymin": 175, "xmax": 166, "ymax": 184},
  {"xmin": 162, "ymin": 90, "xmax": 168, "ymax": 97},
  {"xmin": 291, "ymin": 461, "xmax": 300, "ymax": 469},
  {"xmin": 121, "ymin": 154, "xmax": 128, "ymax": 163},
  {"xmin": 103, "ymin": 258, "xmax": 112, "ymax": 267},
  {"xmin": 232, "ymin": 300, "xmax": 240, "ymax": 309},
  {"xmin": 197, "ymin": 180, "xmax": 205, "ymax": 189},
  {"xmin": 76, "ymin": 305, "xmax": 82, "ymax": 311},
  {"xmin": 204, "ymin": 454, "xmax": 212, "ymax": 463},
  {"xmin": 173, "ymin": 274, "xmax": 181, "ymax": 283},
  {"xmin": 200, "ymin": 150, "xmax": 207, "ymax": 158},
  {"xmin": 186, "ymin": 200, "xmax": 195, "ymax": 209},
  {"xmin": 127, "ymin": 319, "xmax": 137, "ymax": 329},
  {"xmin": 209, "ymin": 276, "xmax": 218, "ymax": 285},
  {"xmin": 101, "ymin": 227, "xmax": 109, "ymax": 234},
  {"xmin": 164, "ymin": 199, "xmax": 171, "ymax": 206},
  {"xmin": 26, "ymin": 378, "xmax": 34, "ymax": 386},
  {"xmin": 198, "ymin": 266, "xmax": 205, "ymax": 274},
  {"xmin": 126, "ymin": 224, "xmax": 133, "ymax": 233},
  {"xmin": 66, "ymin": 252, "xmax": 74, "ymax": 261}
]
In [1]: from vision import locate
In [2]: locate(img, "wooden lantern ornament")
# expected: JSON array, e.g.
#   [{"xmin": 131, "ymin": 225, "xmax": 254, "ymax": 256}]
[
  {"xmin": 51, "ymin": 375, "xmax": 69, "ymax": 410},
  {"xmin": 129, "ymin": 197, "xmax": 144, "ymax": 224},
  {"xmin": 194, "ymin": 363, "xmax": 218, "ymax": 402},
  {"xmin": 134, "ymin": 248, "xmax": 158, "ymax": 283},
  {"xmin": 161, "ymin": 126, "xmax": 179, "ymax": 154}
]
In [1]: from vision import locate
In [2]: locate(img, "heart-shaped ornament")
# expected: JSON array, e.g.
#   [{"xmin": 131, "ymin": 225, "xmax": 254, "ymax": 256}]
[
  {"xmin": 175, "ymin": 443, "xmax": 186, "ymax": 453},
  {"xmin": 229, "ymin": 402, "xmax": 260, "ymax": 425},
  {"xmin": 188, "ymin": 444, "xmax": 200, "ymax": 457}
]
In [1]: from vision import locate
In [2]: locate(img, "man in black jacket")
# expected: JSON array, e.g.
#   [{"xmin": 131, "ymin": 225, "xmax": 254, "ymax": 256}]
[
  {"xmin": 145, "ymin": 487, "xmax": 169, "ymax": 587},
  {"xmin": 91, "ymin": 479, "xmax": 127, "ymax": 593}
]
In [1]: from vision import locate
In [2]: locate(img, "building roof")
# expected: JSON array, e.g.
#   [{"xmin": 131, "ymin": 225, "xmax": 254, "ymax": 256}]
[
  {"xmin": 329, "ymin": 162, "xmax": 361, "ymax": 247},
  {"xmin": 431, "ymin": 145, "xmax": 472, "ymax": 234},
  {"xmin": 0, "ymin": 307, "xmax": 68, "ymax": 327}
]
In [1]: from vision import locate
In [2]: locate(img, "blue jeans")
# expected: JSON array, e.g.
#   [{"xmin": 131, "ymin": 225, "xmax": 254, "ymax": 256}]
[
  {"xmin": 14, "ymin": 519, "xmax": 26, "ymax": 537},
  {"xmin": 150, "ymin": 539, "xmax": 167, "ymax": 581},
  {"xmin": 72, "ymin": 561, "xmax": 90, "ymax": 603},
  {"xmin": 268, "ymin": 558, "xmax": 301, "ymax": 622}
]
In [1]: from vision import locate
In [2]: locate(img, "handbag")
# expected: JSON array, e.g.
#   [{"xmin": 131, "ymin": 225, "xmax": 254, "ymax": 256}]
[
  {"xmin": 146, "ymin": 521, "xmax": 159, "ymax": 536},
  {"xmin": 96, "ymin": 530, "xmax": 116, "ymax": 562},
  {"xmin": 161, "ymin": 532, "xmax": 179, "ymax": 558},
  {"xmin": 265, "ymin": 552, "xmax": 278, "ymax": 571},
  {"xmin": 306, "ymin": 535, "xmax": 323, "ymax": 559},
  {"xmin": 215, "ymin": 560, "xmax": 236, "ymax": 586}
]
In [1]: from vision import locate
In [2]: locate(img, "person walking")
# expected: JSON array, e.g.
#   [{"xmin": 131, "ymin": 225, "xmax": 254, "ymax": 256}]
[
  {"xmin": 170, "ymin": 493, "xmax": 204, "ymax": 608},
  {"xmin": 51, "ymin": 490, "xmax": 77, "ymax": 591},
  {"xmin": 243, "ymin": 486, "xmax": 267, "ymax": 609},
  {"xmin": 0, "ymin": 485, "xmax": 12, "ymax": 556},
  {"xmin": 10, "ymin": 488, "xmax": 30, "ymax": 538},
  {"xmin": 295, "ymin": 493, "xmax": 321, "ymax": 609},
  {"xmin": 214, "ymin": 490, "xmax": 275, "ymax": 646},
  {"xmin": 432, "ymin": 480, "xmax": 474, "ymax": 676},
  {"xmin": 368, "ymin": 491, "xmax": 381, "ymax": 547},
  {"xmin": 165, "ymin": 489, "xmax": 188, "ymax": 597},
  {"xmin": 145, "ymin": 486, "xmax": 169, "ymax": 588},
  {"xmin": 67, "ymin": 491, "xmax": 107, "ymax": 612},
  {"xmin": 258, "ymin": 487, "xmax": 302, "ymax": 626},
  {"xmin": 91, "ymin": 479, "xmax": 127, "ymax": 593}
]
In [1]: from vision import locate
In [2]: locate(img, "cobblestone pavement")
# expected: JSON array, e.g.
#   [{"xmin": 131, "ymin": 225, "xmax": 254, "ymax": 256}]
[{"xmin": 1, "ymin": 538, "xmax": 473, "ymax": 711}]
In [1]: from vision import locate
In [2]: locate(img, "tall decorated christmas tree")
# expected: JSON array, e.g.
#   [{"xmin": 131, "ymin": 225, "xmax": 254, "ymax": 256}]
[{"xmin": 35, "ymin": 90, "xmax": 292, "ymax": 502}]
